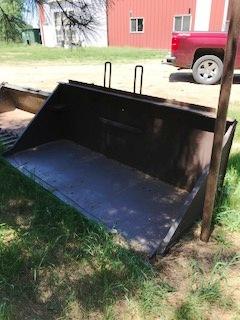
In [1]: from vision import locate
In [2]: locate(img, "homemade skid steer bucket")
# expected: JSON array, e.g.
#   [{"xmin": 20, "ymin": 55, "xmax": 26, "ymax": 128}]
[
  {"xmin": 0, "ymin": 83, "xmax": 49, "ymax": 150},
  {"xmin": 3, "ymin": 80, "xmax": 236, "ymax": 257}
]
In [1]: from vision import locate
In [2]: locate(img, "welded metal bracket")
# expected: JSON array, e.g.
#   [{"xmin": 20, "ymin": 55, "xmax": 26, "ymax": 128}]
[
  {"xmin": 133, "ymin": 65, "xmax": 144, "ymax": 94},
  {"xmin": 103, "ymin": 61, "xmax": 112, "ymax": 88}
]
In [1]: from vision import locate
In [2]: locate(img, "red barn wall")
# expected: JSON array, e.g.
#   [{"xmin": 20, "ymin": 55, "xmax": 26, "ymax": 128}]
[
  {"xmin": 108, "ymin": 0, "xmax": 196, "ymax": 49},
  {"xmin": 209, "ymin": 0, "xmax": 225, "ymax": 31},
  {"xmin": 38, "ymin": 4, "xmax": 46, "ymax": 45}
]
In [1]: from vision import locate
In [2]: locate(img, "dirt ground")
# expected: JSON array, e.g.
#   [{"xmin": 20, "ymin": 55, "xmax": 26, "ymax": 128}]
[{"xmin": 1, "ymin": 60, "xmax": 240, "ymax": 108}]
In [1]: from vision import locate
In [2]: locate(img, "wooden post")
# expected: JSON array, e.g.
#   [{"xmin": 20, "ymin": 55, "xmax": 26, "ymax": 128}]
[{"xmin": 200, "ymin": 0, "xmax": 240, "ymax": 242}]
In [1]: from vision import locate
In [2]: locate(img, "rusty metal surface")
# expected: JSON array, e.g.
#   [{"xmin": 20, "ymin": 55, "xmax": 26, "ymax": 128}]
[
  {"xmin": 0, "ymin": 83, "xmax": 49, "ymax": 144},
  {"xmin": 4, "ymin": 81, "xmax": 236, "ymax": 256},
  {"xmin": 0, "ymin": 109, "xmax": 34, "ymax": 136},
  {"xmin": 0, "ymin": 83, "xmax": 49, "ymax": 114}
]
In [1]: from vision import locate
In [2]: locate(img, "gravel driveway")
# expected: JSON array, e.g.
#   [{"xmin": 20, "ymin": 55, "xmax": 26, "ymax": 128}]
[{"xmin": 1, "ymin": 60, "xmax": 240, "ymax": 108}]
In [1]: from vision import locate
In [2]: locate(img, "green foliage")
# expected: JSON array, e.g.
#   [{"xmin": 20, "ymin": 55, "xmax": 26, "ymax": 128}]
[
  {"xmin": 0, "ymin": 0, "xmax": 25, "ymax": 42},
  {"xmin": 175, "ymin": 251, "xmax": 240, "ymax": 320},
  {"xmin": 0, "ymin": 42, "xmax": 166, "ymax": 63},
  {"xmin": 175, "ymin": 296, "xmax": 205, "ymax": 320},
  {"xmin": 0, "ymin": 303, "xmax": 12, "ymax": 320},
  {"xmin": 197, "ymin": 281, "xmax": 222, "ymax": 303},
  {"xmin": 139, "ymin": 280, "xmax": 175, "ymax": 317}
]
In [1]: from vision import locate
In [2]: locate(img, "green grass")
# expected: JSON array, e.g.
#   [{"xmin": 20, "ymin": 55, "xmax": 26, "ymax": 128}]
[
  {"xmin": 175, "ymin": 295, "xmax": 206, "ymax": 320},
  {"xmin": 0, "ymin": 42, "xmax": 166, "ymax": 64},
  {"xmin": 214, "ymin": 104, "xmax": 240, "ymax": 232},
  {"xmin": 0, "ymin": 102, "xmax": 240, "ymax": 319},
  {"xmin": 0, "ymin": 158, "xmax": 171, "ymax": 319},
  {"xmin": 0, "ymin": 302, "xmax": 12, "ymax": 320},
  {"xmin": 175, "ymin": 251, "xmax": 240, "ymax": 320}
]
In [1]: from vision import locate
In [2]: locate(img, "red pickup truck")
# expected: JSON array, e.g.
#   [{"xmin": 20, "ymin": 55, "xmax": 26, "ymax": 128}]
[{"xmin": 167, "ymin": 32, "xmax": 240, "ymax": 85}]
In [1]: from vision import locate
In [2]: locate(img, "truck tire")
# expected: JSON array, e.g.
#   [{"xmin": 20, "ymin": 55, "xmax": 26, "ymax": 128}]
[{"xmin": 192, "ymin": 55, "xmax": 223, "ymax": 85}]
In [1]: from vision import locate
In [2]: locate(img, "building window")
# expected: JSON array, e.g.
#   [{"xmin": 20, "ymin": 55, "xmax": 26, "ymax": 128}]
[
  {"xmin": 173, "ymin": 15, "xmax": 191, "ymax": 32},
  {"xmin": 56, "ymin": 29, "xmax": 64, "ymax": 45},
  {"xmin": 54, "ymin": 12, "xmax": 62, "ymax": 27},
  {"xmin": 130, "ymin": 18, "xmax": 144, "ymax": 33},
  {"xmin": 54, "ymin": 10, "xmax": 79, "ymax": 46}
]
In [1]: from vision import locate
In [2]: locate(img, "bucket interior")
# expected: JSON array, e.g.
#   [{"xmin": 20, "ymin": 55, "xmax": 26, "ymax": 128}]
[
  {"xmin": 0, "ymin": 84, "xmax": 48, "ymax": 135},
  {"xmin": 5, "ymin": 83, "xmax": 235, "ymax": 255}
]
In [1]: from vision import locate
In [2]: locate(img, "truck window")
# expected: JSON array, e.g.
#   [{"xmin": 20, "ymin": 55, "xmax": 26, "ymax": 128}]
[{"xmin": 173, "ymin": 15, "xmax": 191, "ymax": 32}]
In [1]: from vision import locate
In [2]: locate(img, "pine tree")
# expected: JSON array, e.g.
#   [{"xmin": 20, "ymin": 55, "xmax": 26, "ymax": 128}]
[
  {"xmin": 0, "ymin": 0, "xmax": 25, "ymax": 41},
  {"xmin": 0, "ymin": 0, "xmax": 109, "ymax": 43}
]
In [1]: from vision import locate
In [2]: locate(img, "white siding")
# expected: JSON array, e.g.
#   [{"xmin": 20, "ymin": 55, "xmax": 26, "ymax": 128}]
[
  {"xmin": 41, "ymin": 3, "xmax": 57, "ymax": 47},
  {"xmin": 194, "ymin": 0, "xmax": 212, "ymax": 31},
  {"xmin": 222, "ymin": 0, "xmax": 229, "ymax": 31},
  {"xmin": 41, "ymin": 0, "xmax": 107, "ymax": 47}
]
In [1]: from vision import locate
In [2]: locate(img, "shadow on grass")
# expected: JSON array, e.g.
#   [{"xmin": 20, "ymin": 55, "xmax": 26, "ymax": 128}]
[{"xmin": 0, "ymin": 158, "xmax": 156, "ymax": 319}]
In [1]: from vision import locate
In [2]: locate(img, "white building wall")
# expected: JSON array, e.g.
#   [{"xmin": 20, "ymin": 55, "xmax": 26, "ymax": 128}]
[
  {"xmin": 222, "ymin": 0, "xmax": 230, "ymax": 31},
  {"xmin": 42, "ymin": 3, "xmax": 57, "ymax": 47},
  {"xmin": 41, "ymin": 0, "xmax": 108, "ymax": 47},
  {"xmin": 83, "ymin": 5, "xmax": 108, "ymax": 47},
  {"xmin": 194, "ymin": 0, "xmax": 212, "ymax": 31}
]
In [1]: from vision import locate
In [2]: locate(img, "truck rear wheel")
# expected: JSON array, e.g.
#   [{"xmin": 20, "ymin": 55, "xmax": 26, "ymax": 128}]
[{"xmin": 192, "ymin": 55, "xmax": 223, "ymax": 85}]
